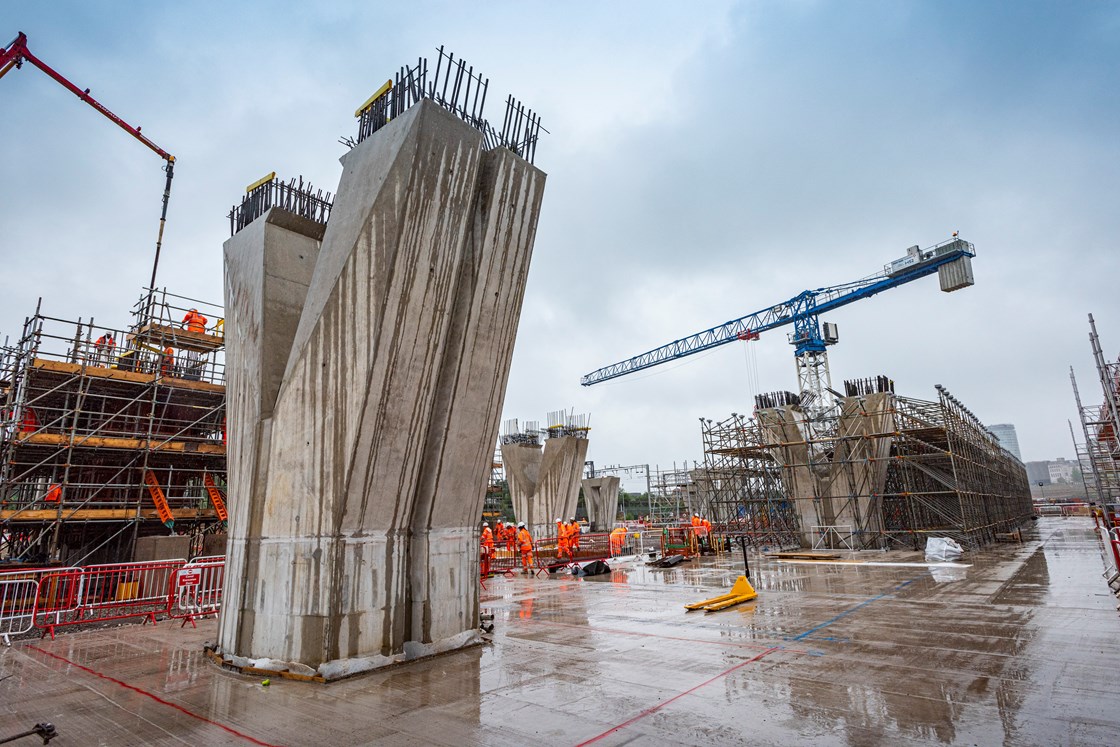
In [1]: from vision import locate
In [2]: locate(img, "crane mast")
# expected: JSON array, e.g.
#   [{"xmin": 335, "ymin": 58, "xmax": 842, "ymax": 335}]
[{"xmin": 581, "ymin": 237, "xmax": 976, "ymax": 418}]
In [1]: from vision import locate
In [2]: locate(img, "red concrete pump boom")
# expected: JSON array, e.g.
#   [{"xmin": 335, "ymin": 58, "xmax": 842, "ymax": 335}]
[{"xmin": 0, "ymin": 31, "xmax": 175, "ymax": 292}]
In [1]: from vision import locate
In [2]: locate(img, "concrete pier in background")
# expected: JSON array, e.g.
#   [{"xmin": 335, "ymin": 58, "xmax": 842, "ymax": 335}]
[
  {"xmin": 219, "ymin": 99, "xmax": 545, "ymax": 678},
  {"xmin": 757, "ymin": 392, "xmax": 895, "ymax": 548},
  {"xmin": 580, "ymin": 476, "xmax": 620, "ymax": 531},
  {"xmin": 502, "ymin": 435, "xmax": 589, "ymax": 537}
]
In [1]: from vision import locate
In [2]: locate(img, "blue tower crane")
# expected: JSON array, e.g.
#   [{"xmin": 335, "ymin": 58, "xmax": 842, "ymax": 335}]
[{"xmin": 581, "ymin": 236, "xmax": 976, "ymax": 416}]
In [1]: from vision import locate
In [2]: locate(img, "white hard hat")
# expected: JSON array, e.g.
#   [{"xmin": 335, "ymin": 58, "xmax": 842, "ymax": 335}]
[
  {"xmin": 518, "ymin": 522, "xmax": 526, "ymax": 527},
  {"xmin": 556, "ymin": 518, "xmax": 562, "ymax": 522},
  {"xmin": 482, "ymin": 522, "xmax": 489, "ymax": 527},
  {"xmin": 569, "ymin": 517, "xmax": 576, "ymax": 522}
]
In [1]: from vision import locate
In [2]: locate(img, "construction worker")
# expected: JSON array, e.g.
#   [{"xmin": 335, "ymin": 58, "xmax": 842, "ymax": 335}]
[
  {"xmin": 494, "ymin": 519, "xmax": 505, "ymax": 554},
  {"xmin": 568, "ymin": 517, "xmax": 581, "ymax": 557},
  {"xmin": 516, "ymin": 522, "xmax": 534, "ymax": 574},
  {"xmin": 182, "ymin": 308, "xmax": 208, "ymax": 334},
  {"xmin": 93, "ymin": 332, "xmax": 115, "ymax": 367},
  {"xmin": 691, "ymin": 513, "xmax": 703, "ymax": 530},
  {"xmin": 503, "ymin": 521, "xmax": 516, "ymax": 554},
  {"xmin": 481, "ymin": 521, "xmax": 495, "ymax": 553},
  {"xmin": 609, "ymin": 525, "xmax": 628, "ymax": 557},
  {"xmin": 556, "ymin": 517, "xmax": 570, "ymax": 562},
  {"xmin": 18, "ymin": 406, "xmax": 38, "ymax": 434},
  {"xmin": 697, "ymin": 515, "xmax": 713, "ymax": 552},
  {"xmin": 160, "ymin": 346, "xmax": 175, "ymax": 377},
  {"xmin": 44, "ymin": 483, "xmax": 62, "ymax": 503}
]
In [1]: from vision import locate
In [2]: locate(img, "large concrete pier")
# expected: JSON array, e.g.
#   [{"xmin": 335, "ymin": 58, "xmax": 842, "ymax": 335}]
[
  {"xmin": 502, "ymin": 435, "xmax": 589, "ymax": 537},
  {"xmin": 219, "ymin": 99, "xmax": 545, "ymax": 677},
  {"xmin": 581, "ymin": 475, "xmax": 621, "ymax": 530}
]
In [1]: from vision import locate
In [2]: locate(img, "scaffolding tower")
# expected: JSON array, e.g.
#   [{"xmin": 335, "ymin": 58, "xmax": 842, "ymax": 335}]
[
  {"xmin": 483, "ymin": 449, "xmax": 506, "ymax": 519},
  {"xmin": 1071, "ymin": 314, "xmax": 1120, "ymax": 504},
  {"xmin": 648, "ymin": 463, "xmax": 704, "ymax": 523},
  {"xmin": 699, "ymin": 379, "xmax": 1032, "ymax": 550},
  {"xmin": 700, "ymin": 414, "xmax": 801, "ymax": 549},
  {"xmin": 0, "ymin": 289, "xmax": 227, "ymax": 566}
]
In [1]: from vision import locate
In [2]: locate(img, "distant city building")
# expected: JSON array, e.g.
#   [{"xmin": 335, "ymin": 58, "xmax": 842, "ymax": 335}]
[
  {"xmin": 1025, "ymin": 461, "xmax": 1052, "ymax": 485},
  {"xmin": 1048, "ymin": 457, "xmax": 1075, "ymax": 484},
  {"xmin": 1025, "ymin": 458, "xmax": 1082, "ymax": 486},
  {"xmin": 989, "ymin": 424, "xmax": 1022, "ymax": 461}
]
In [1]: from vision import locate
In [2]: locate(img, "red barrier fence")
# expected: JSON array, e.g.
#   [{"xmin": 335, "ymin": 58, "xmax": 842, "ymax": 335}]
[
  {"xmin": 0, "ymin": 556, "xmax": 228, "ymax": 641},
  {"xmin": 0, "ymin": 567, "xmax": 80, "ymax": 645},
  {"xmin": 167, "ymin": 558, "xmax": 224, "ymax": 627},
  {"xmin": 34, "ymin": 559, "xmax": 187, "ymax": 639}
]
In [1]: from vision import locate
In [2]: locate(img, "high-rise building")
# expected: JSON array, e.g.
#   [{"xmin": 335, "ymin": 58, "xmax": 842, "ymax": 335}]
[{"xmin": 989, "ymin": 423, "xmax": 1022, "ymax": 461}]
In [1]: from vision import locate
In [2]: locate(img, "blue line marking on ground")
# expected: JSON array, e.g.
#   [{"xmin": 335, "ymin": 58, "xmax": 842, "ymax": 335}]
[{"xmin": 785, "ymin": 578, "xmax": 917, "ymax": 642}]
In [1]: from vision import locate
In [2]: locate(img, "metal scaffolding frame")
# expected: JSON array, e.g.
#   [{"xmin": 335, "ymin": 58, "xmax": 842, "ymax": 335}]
[
  {"xmin": 648, "ymin": 463, "xmax": 703, "ymax": 523},
  {"xmin": 699, "ymin": 414, "xmax": 801, "ymax": 549},
  {"xmin": 483, "ymin": 449, "xmax": 505, "ymax": 518},
  {"xmin": 1071, "ymin": 314, "xmax": 1120, "ymax": 504},
  {"xmin": 698, "ymin": 382, "xmax": 1032, "ymax": 550},
  {"xmin": 0, "ymin": 289, "xmax": 227, "ymax": 566}
]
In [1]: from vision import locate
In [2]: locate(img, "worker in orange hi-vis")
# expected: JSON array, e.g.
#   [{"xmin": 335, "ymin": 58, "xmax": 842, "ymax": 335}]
[
  {"xmin": 182, "ymin": 308, "xmax": 208, "ymax": 334},
  {"xmin": 494, "ymin": 519, "xmax": 505, "ymax": 554},
  {"xmin": 503, "ymin": 522, "xmax": 516, "ymax": 553},
  {"xmin": 93, "ymin": 332, "xmax": 116, "ymax": 366},
  {"xmin": 568, "ymin": 517, "xmax": 581, "ymax": 557},
  {"xmin": 556, "ymin": 518, "xmax": 569, "ymax": 561},
  {"xmin": 691, "ymin": 513, "xmax": 703, "ymax": 529},
  {"xmin": 160, "ymin": 346, "xmax": 175, "ymax": 377},
  {"xmin": 516, "ymin": 522, "xmax": 534, "ymax": 574},
  {"xmin": 481, "ymin": 521, "xmax": 495, "ymax": 553},
  {"xmin": 609, "ymin": 526, "xmax": 627, "ymax": 557},
  {"xmin": 19, "ymin": 406, "xmax": 38, "ymax": 434}
]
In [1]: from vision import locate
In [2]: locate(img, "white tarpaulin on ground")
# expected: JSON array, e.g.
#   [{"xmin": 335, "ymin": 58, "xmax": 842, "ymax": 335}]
[{"xmin": 925, "ymin": 536, "xmax": 964, "ymax": 562}]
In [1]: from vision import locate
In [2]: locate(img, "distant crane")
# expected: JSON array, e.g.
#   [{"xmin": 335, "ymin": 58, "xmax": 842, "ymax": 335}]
[
  {"xmin": 581, "ymin": 237, "xmax": 977, "ymax": 417},
  {"xmin": 0, "ymin": 31, "xmax": 176, "ymax": 297}
]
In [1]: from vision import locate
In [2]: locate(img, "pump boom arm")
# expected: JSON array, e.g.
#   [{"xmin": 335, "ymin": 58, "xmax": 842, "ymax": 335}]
[{"xmin": 1, "ymin": 31, "xmax": 176, "ymax": 290}]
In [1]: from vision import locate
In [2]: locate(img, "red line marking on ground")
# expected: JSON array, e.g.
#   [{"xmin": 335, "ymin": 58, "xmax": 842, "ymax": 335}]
[
  {"xmin": 516, "ymin": 617, "xmax": 809, "ymax": 655},
  {"xmin": 28, "ymin": 645, "xmax": 281, "ymax": 747},
  {"xmin": 573, "ymin": 646, "xmax": 782, "ymax": 746}
]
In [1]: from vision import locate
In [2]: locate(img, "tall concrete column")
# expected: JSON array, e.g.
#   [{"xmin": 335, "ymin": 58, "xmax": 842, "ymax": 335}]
[
  {"xmin": 580, "ymin": 476, "xmax": 620, "ymax": 531},
  {"xmin": 535, "ymin": 436, "xmax": 589, "ymax": 536},
  {"xmin": 757, "ymin": 407, "xmax": 822, "ymax": 548},
  {"xmin": 219, "ymin": 208, "xmax": 324, "ymax": 654},
  {"xmin": 501, "ymin": 442, "xmax": 543, "ymax": 530},
  {"xmin": 502, "ymin": 435, "xmax": 589, "ymax": 537},
  {"xmin": 218, "ymin": 99, "xmax": 545, "ymax": 678}
]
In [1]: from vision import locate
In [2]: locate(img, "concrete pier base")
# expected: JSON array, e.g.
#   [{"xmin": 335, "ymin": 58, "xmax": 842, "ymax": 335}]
[
  {"xmin": 218, "ymin": 99, "xmax": 545, "ymax": 678},
  {"xmin": 581, "ymin": 476, "xmax": 621, "ymax": 531}
]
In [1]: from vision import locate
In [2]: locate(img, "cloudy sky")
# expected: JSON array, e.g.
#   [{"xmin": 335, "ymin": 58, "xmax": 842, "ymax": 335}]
[{"xmin": 3, "ymin": 1, "xmax": 1117, "ymax": 471}]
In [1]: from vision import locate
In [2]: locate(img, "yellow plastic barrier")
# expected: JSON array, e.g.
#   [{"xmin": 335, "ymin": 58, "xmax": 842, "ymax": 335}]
[{"xmin": 684, "ymin": 575, "xmax": 757, "ymax": 612}]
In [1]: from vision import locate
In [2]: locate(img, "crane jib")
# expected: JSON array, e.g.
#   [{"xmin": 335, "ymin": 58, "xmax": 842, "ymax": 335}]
[{"xmin": 580, "ymin": 241, "xmax": 974, "ymax": 386}]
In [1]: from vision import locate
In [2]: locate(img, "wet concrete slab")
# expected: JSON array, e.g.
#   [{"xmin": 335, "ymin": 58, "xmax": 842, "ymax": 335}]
[{"xmin": 1, "ymin": 518, "xmax": 1118, "ymax": 746}]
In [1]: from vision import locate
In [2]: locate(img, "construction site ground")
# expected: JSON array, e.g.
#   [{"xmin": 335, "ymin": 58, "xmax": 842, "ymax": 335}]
[{"xmin": 2, "ymin": 517, "xmax": 1117, "ymax": 746}]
